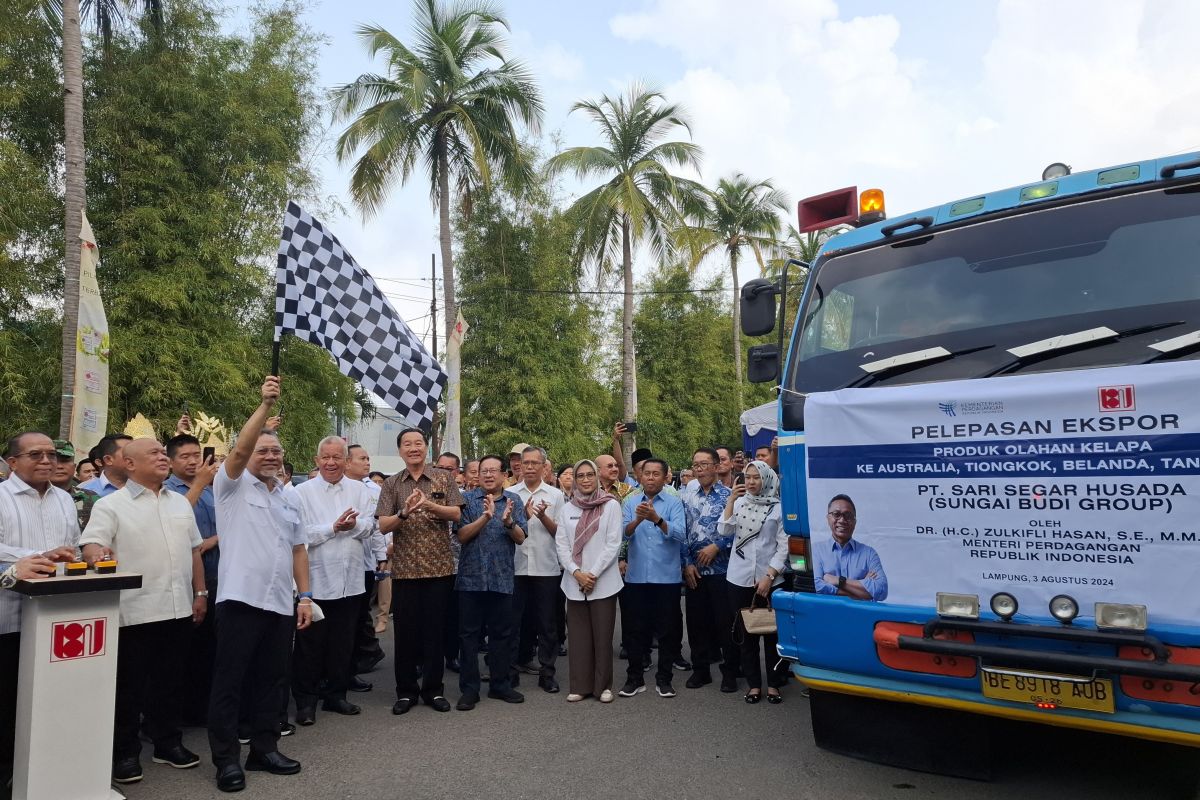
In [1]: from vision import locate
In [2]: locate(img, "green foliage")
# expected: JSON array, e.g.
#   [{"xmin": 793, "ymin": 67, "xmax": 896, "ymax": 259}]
[
  {"xmin": 456, "ymin": 170, "xmax": 611, "ymax": 466},
  {"xmin": 0, "ymin": 0, "xmax": 361, "ymax": 460}
]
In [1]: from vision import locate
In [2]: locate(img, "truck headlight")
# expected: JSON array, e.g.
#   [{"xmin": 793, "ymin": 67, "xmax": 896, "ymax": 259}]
[
  {"xmin": 1049, "ymin": 594, "xmax": 1079, "ymax": 624},
  {"xmin": 990, "ymin": 592, "xmax": 1019, "ymax": 622},
  {"xmin": 1095, "ymin": 602, "xmax": 1147, "ymax": 632},
  {"xmin": 936, "ymin": 592, "xmax": 980, "ymax": 620}
]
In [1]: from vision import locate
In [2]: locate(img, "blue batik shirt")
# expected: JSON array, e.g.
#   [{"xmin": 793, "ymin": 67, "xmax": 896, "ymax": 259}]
[
  {"xmin": 681, "ymin": 480, "xmax": 733, "ymax": 576},
  {"xmin": 165, "ymin": 473, "xmax": 218, "ymax": 581},
  {"xmin": 456, "ymin": 488, "xmax": 527, "ymax": 595}
]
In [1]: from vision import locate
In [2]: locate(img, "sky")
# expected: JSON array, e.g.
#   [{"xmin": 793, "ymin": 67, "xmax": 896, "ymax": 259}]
[{"xmin": 269, "ymin": 0, "xmax": 1200, "ymax": 354}]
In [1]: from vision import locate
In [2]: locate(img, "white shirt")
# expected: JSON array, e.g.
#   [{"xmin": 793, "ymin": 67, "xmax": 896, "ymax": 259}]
[
  {"xmin": 0, "ymin": 475, "xmax": 80, "ymax": 634},
  {"xmin": 79, "ymin": 481, "xmax": 202, "ymax": 626},
  {"xmin": 214, "ymin": 465, "xmax": 305, "ymax": 616},
  {"xmin": 295, "ymin": 475, "xmax": 375, "ymax": 599},
  {"xmin": 512, "ymin": 481, "xmax": 565, "ymax": 577},
  {"xmin": 554, "ymin": 499, "xmax": 623, "ymax": 601},
  {"xmin": 720, "ymin": 499, "xmax": 787, "ymax": 588},
  {"xmin": 359, "ymin": 479, "xmax": 386, "ymax": 570}
]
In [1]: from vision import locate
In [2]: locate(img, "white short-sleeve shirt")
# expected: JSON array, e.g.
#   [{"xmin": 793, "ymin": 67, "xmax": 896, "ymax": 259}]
[
  {"xmin": 0, "ymin": 475, "xmax": 80, "ymax": 634},
  {"xmin": 512, "ymin": 481, "xmax": 565, "ymax": 577}
]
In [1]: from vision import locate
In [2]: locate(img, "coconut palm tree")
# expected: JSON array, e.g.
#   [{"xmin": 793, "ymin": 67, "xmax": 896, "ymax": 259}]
[
  {"xmin": 331, "ymin": 0, "xmax": 543, "ymax": 450},
  {"xmin": 546, "ymin": 85, "xmax": 702, "ymax": 450},
  {"xmin": 677, "ymin": 173, "xmax": 787, "ymax": 409},
  {"xmin": 57, "ymin": 0, "xmax": 86, "ymax": 437}
]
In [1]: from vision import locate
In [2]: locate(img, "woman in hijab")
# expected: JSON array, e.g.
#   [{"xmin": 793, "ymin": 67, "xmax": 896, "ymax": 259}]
[
  {"xmin": 721, "ymin": 460, "xmax": 788, "ymax": 704},
  {"xmin": 555, "ymin": 459, "xmax": 623, "ymax": 702}
]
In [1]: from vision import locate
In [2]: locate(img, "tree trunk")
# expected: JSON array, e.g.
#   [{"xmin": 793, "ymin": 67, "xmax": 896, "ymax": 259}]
[
  {"xmin": 59, "ymin": 0, "xmax": 86, "ymax": 438},
  {"xmin": 620, "ymin": 214, "xmax": 637, "ymax": 466},
  {"xmin": 730, "ymin": 248, "xmax": 744, "ymax": 411},
  {"xmin": 436, "ymin": 142, "xmax": 461, "ymax": 452}
]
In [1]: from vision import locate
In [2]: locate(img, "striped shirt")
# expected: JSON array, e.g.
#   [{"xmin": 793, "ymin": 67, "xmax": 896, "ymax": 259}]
[{"xmin": 0, "ymin": 475, "xmax": 80, "ymax": 634}]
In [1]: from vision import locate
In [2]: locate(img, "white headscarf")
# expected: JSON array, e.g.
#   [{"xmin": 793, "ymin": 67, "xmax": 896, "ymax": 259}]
[{"xmin": 732, "ymin": 460, "xmax": 781, "ymax": 559}]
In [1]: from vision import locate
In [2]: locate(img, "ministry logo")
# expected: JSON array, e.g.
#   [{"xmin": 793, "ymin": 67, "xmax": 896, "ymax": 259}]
[
  {"xmin": 938, "ymin": 402, "xmax": 957, "ymax": 417},
  {"xmin": 937, "ymin": 399, "xmax": 1004, "ymax": 418}
]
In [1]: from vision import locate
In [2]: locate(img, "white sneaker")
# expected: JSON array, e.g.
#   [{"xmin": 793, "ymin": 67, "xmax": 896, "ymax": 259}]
[
  {"xmin": 567, "ymin": 693, "xmax": 585, "ymax": 702},
  {"xmin": 599, "ymin": 690, "xmax": 614, "ymax": 703}
]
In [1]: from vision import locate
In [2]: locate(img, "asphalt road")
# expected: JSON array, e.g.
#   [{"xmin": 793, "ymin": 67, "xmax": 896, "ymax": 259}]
[{"xmin": 118, "ymin": 621, "xmax": 1200, "ymax": 800}]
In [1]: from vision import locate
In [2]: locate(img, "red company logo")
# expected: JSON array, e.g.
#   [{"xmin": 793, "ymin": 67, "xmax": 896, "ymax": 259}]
[
  {"xmin": 51, "ymin": 618, "xmax": 107, "ymax": 662},
  {"xmin": 1098, "ymin": 385, "xmax": 1135, "ymax": 412}
]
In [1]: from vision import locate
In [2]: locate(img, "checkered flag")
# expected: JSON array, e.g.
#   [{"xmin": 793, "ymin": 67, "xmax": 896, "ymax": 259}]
[{"xmin": 275, "ymin": 201, "xmax": 446, "ymax": 429}]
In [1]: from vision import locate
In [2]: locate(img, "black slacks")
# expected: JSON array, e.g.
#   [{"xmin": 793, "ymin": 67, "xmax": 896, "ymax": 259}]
[
  {"xmin": 114, "ymin": 617, "xmax": 192, "ymax": 759},
  {"xmin": 207, "ymin": 601, "xmax": 294, "ymax": 766},
  {"xmin": 353, "ymin": 571, "xmax": 385, "ymax": 674},
  {"xmin": 727, "ymin": 583, "xmax": 789, "ymax": 690},
  {"xmin": 292, "ymin": 593, "xmax": 362, "ymax": 707},
  {"xmin": 458, "ymin": 590, "xmax": 514, "ymax": 696},
  {"xmin": 183, "ymin": 576, "xmax": 218, "ymax": 724},
  {"xmin": 685, "ymin": 573, "xmax": 737, "ymax": 677},
  {"xmin": 0, "ymin": 632, "xmax": 19, "ymax": 774},
  {"xmin": 511, "ymin": 574, "xmax": 560, "ymax": 680},
  {"xmin": 621, "ymin": 582, "xmax": 683, "ymax": 684},
  {"xmin": 391, "ymin": 576, "xmax": 453, "ymax": 701}
]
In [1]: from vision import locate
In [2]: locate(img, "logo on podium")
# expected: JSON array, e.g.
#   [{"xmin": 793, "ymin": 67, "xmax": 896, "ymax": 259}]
[{"xmin": 51, "ymin": 618, "xmax": 107, "ymax": 662}]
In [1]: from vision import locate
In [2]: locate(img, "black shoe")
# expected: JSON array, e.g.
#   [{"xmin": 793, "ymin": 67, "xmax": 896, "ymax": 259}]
[
  {"xmin": 456, "ymin": 693, "xmax": 479, "ymax": 711},
  {"xmin": 391, "ymin": 697, "xmax": 416, "ymax": 715},
  {"xmin": 558, "ymin": 644, "xmax": 567, "ymax": 657},
  {"xmin": 348, "ymin": 676, "xmax": 373, "ymax": 693},
  {"xmin": 112, "ymin": 756, "xmax": 143, "ymax": 784},
  {"xmin": 618, "ymin": 680, "xmax": 645, "ymax": 697},
  {"xmin": 744, "ymin": 691, "xmax": 762, "ymax": 704},
  {"xmin": 673, "ymin": 658, "xmax": 692, "ymax": 671},
  {"xmin": 152, "ymin": 744, "xmax": 201, "ymax": 769},
  {"xmin": 516, "ymin": 659, "xmax": 541, "ymax": 675},
  {"xmin": 685, "ymin": 670, "xmax": 712, "ymax": 689},
  {"xmin": 279, "ymin": 722, "xmax": 296, "ymax": 737},
  {"xmin": 295, "ymin": 706, "xmax": 315, "ymax": 726},
  {"xmin": 618, "ymin": 645, "xmax": 628, "ymax": 659},
  {"xmin": 656, "ymin": 681, "xmax": 677, "ymax": 698},
  {"xmin": 237, "ymin": 734, "xmax": 251, "ymax": 745},
  {"xmin": 767, "ymin": 691, "xmax": 783, "ymax": 704},
  {"xmin": 538, "ymin": 676, "xmax": 560, "ymax": 694},
  {"xmin": 355, "ymin": 650, "xmax": 385, "ymax": 674},
  {"xmin": 216, "ymin": 763, "xmax": 246, "ymax": 792},
  {"xmin": 720, "ymin": 675, "xmax": 739, "ymax": 693},
  {"xmin": 321, "ymin": 698, "xmax": 361, "ymax": 716},
  {"xmin": 487, "ymin": 688, "xmax": 525, "ymax": 704},
  {"xmin": 245, "ymin": 750, "xmax": 301, "ymax": 775},
  {"xmin": 445, "ymin": 657, "xmax": 461, "ymax": 673},
  {"xmin": 424, "ymin": 695, "xmax": 452, "ymax": 712}
]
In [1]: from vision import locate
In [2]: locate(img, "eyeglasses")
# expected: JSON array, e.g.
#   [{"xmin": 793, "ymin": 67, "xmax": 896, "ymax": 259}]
[
  {"xmin": 15, "ymin": 451, "xmax": 57, "ymax": 462},
  {"xmin": 254, "ymin": 448, "xmax": 285, "ymax": 456},
  {"xmin": 827, "ymin": 511, "xmax": 856, "ymax": 521},
  {"xmin": 690, "ymin": 461, "xmax": 714, "ymax": 469},
  {"xmin": 478, "ymin": 468, "xmax": 503, "ymax": 475}
]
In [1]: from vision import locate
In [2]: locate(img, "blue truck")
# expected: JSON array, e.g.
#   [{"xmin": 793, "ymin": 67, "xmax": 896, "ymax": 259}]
[{"xmin": 740, "ymin": 151, "xmax": 1200, "ymax": 777}]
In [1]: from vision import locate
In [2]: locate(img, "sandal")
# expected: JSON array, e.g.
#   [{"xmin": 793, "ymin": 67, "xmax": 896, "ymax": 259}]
[
  {"xmin": 744, "ymin": 691, "xmax": 762, "ymax": 704},
  {"xmin": 766, "ymin": 691, "xmax": 783, "ymax": 704}
]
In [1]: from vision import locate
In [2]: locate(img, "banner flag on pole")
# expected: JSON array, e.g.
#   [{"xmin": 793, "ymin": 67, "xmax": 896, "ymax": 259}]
[
  {"xmin": 69, "ymin": 212, "xmax": 109, "ymax": 455},
  {"xmin": 439, "ymin": 309, "xmax": 469, "ymax": 458},
  {"xmin": 274, "ymin": 201, "xmax": 446, "ymax": 430}
]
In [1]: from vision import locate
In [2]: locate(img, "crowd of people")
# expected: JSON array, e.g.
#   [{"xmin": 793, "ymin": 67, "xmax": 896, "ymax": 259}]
[{"xmin": 0, "ymin": 376, "xmax": 789, "ymax": 793}]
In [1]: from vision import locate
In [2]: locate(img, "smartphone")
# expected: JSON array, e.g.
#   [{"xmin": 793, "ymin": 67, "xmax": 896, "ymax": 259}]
[
  {"xmin": 623, "ymin": 421, "xmax": 638, "ymax": 433},
  {"xmin": 734, "ymin": 473, "xmax": 745, "ymax": 487},
  {"xmin": 431, "ymin": 491, "xmax": 446, "ymax": 501},
  {"xmin": 202, "ymin": 446, "xmax": 215, "ymax": 462}
]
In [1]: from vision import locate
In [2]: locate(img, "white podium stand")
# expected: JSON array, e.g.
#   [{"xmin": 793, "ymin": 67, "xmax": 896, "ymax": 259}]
[{"xmin": 10, "ymin": 572, "xmax": 141, "ymax": 800}]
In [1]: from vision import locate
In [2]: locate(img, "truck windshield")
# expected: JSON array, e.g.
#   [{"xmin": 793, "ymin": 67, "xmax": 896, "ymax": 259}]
[{"xmin": 791, "ymin": 186, "xmax": 1200, "ymax": 394}]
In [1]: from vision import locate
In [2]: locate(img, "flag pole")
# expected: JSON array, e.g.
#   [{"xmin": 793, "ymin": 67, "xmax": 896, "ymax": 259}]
[{"xmin": 271, "ymin": 336, "xmax": 282, "ymax": 377}]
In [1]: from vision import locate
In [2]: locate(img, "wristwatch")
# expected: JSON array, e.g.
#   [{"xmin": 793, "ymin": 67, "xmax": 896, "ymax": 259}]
[
  {"xmin": 0, "ymin": 565, "xmax": 17, "ymax": 591},
  {"xmin": 399, "ymin": 510, "xmax": 409, "ymax": 520},
  {"xmin": 837, "ymin": 575, "xmax": 847, "ymax": 590},
  {"xmin": 194, "ymin": 589, "xmax": 209, "ymax": 598}
]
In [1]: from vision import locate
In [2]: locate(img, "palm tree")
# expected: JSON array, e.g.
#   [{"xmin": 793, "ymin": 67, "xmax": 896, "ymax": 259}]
[
  {"xmin": 331, "ymin": 0, "xmax": 543, "ymax": 451},
  {"xmin": 546, "ymin": 85, "xmax": 702, "ymax": 451},
  {"xmin": 57, "ymin": 0, "xmax": 86, "ymax": 437},
  {"xmin": 677, "ymin": 173, "xmax": 787, "ymax": 409}
]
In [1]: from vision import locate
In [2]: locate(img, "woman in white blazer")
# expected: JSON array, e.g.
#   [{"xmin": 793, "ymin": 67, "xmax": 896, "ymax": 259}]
[{"xmin": 555, "ymin": 459, "xmax": 623, "ymax": 703}]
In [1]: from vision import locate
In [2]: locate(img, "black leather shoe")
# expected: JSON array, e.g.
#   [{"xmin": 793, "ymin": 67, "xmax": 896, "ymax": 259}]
[
  {"xmin": 245, "ymin": 750, "xmax": 301, "ymax": 775},
  {"xmin": 456, "ymin": 693, "xmax": 479, "ymax": 711},
  {"xmin": 348, "ymin": 676, "xmax": 373, "ymax": 692},
  {"xmin": 152, "ymin": 743, "xmax": 201, "ymax": 768},
  {"xmin": 538, "ymin": 676, "xmax": 560, "ymax": 694},
  {"xmin": 392, "ymin": 697, "xmax": 416, "ymax": 715},
  {"xmin": 279, "ymin": 721, "xmax": 296, "ymax": 737},
  {"xmin": 112, "ymin": 756, "xmax": 143, "ymax": 784},
  {"xmin": 295, "ymin": 706, "xmax": 316, "ymax": 726},
  {"xmin": 424, "ymin": 695, "xmax": 452, "ymax": 712},
  {"xmin": 685, "ymin": 670, "xmax": 712, "ymax": 689},
  {"xmin": 216, "ymin": 763, "xmax": 245, "ymax": 792},
  {"xmin": 445, "ymin": 657, "xmax": 461, "ymax": 673},
  {"xmin": 720, "ymin": 675, "xmax": 739, "ymax": 693},
  {"xmin": 355, "ymin": 650, "xmax": 384, "ymax": 674},
  {"xmin": 487, "ymin": 688, "xmax": 525, "ymax": 704},
  {"xmin": 321, "ymin": 698, "xmax": 361, "ymax": 715}
]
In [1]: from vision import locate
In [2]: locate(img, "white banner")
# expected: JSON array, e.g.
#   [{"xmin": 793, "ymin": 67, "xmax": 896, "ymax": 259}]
[
  {"xmin": 439, "ymin": 309, "xmax": 469, "ymax": 457},
  {"xmin": 805, "ymin": 362, "xmax": 1200, "ymax": 625},
  {"xmin": 68, "ymin": 212, "xmax": 109, "ymax": 456}
]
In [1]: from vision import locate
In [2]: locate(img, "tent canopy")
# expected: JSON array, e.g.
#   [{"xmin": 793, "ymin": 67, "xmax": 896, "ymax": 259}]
[{"xmin": 740, "ymin": 400, "xmax": 777, "ymax": 455}]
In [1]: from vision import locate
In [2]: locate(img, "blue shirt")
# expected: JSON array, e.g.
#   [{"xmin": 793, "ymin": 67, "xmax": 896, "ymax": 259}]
[
  {"xmin": 621, "ymin": 490, "xmax": 686, "ymax": 585},
  {"xmin": 456, "ymin": 488, "xmax": 527, "ymax": 594},
  {"xmin": 165, "ymin": 473, "xmax": 218, "ymax": 580},
  {"xmin": 813, "ymin": 536, "xmax": 888, "ymax": 601},
  {"xmin": 79, "ymin": 471, "xmax": 122, "ymax": 497},
  {"xmin": 681, "ymin": 481, "xmax": 733, "ymax": 576}
]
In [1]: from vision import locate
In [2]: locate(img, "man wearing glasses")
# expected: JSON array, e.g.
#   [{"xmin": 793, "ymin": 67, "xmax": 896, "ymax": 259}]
[{"xmin": 813, "ymin": 495, "xmax": 888, "ymax": 602}]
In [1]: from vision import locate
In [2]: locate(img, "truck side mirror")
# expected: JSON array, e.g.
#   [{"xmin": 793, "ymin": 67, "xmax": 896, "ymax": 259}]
[
  {"xmin": 747, "ymin": 344, "xmax": 780, "ymax": 383},
  {"xmin": 740, "ymin": 278, "xmax": 778, "ymax": 337}
]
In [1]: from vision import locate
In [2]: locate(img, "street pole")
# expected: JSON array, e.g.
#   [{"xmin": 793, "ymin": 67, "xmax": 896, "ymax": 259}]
[{"xmin": 430, "ymin": 253, "xmax": 440, "ymax": 456}]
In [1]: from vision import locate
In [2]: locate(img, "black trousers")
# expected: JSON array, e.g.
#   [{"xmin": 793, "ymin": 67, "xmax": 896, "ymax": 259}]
[
  {"xmin": 458, "ymin": 590, "xmax": 514, "ymax": 696},
  {"xmin": 621, "ymin": 582, "xmax": 683, "ymax": 684},
  {"xmin": 0, "ymin": 632, "xmax": 18, "ymax": 774},
  {"xmin": 444, "ymin": 586, "xmax": 460, "ymax": 661},
  {"xmin": 292, "ymin": 593, "xmax": 362, "ymax": 707},
  {"xmin": 207, "ymin": 601, "xmax": 294, "ymax": 766},
  {"xmin": 392, "ymin": 576, "xmax": 453, "ymax": 701},
  {"xmin": 511, "ymin": 575, "xmax": 560, "ymax": 680},
  {"xmin": 727, "ymin": 583, "xmax": 789, "ymax": 690},
  {"xmin": 353, "ymin": 571, "xmax": 385, "ymax": 674},
  {"xmin": 183, "ymin": 577, "xmax": 218, "ymax": 725},
  {"xmin": 114, "ymin": 617, "xmax": 191, "ymax": 760},
  {"xmin": 685, "ymin": 573, "xmax": 737, "ymax": 677}
]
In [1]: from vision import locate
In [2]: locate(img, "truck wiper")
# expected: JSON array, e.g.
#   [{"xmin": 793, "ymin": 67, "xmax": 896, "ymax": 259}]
[
  {"xmin": 1142, "ymin": 328, "xmax": 1200, "ymax": 363},
  {"xmin": 979, "ymin": 321, "xmax": 1184, "ymax": 378},
  {"xmin": 847, "ymin": 344, "xmax": 993, "ymax": 389}
]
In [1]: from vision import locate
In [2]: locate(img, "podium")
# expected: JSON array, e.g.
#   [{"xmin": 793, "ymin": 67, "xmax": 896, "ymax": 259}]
[{"xmin": 9, "ymin": 572, "xmax": 141, "ymax": 800}]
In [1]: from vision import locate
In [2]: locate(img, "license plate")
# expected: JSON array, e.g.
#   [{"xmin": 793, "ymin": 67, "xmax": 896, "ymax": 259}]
[{"xmin": 981, "ymin": 668, "xmax": 1115, "ymax": 713}]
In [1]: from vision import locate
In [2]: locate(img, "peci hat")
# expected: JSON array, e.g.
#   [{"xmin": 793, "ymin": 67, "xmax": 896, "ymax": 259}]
[{"xmin": 53, "ymin": 440, "xmax": 76, "ymax": 460}]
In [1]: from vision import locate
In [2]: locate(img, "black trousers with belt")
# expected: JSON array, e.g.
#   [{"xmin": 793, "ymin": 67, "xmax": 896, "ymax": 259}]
[
  {"xmin": 621, "ymin": 582, "xmax": 683, "ymax": 685},
  {"xmin": 114, "ymin": 617, "xmax": 192, "ymax": 760},
  {"xmin": 207, "ymin": 601, "xmax": 294, "ymax": 766},
  {"xmin": 392, "ymin": 576, "xmax": 453, "ymax": 701},
  {"xmin": 292, "ymin": 593, "xmax": 362, "ymax": 708}
]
